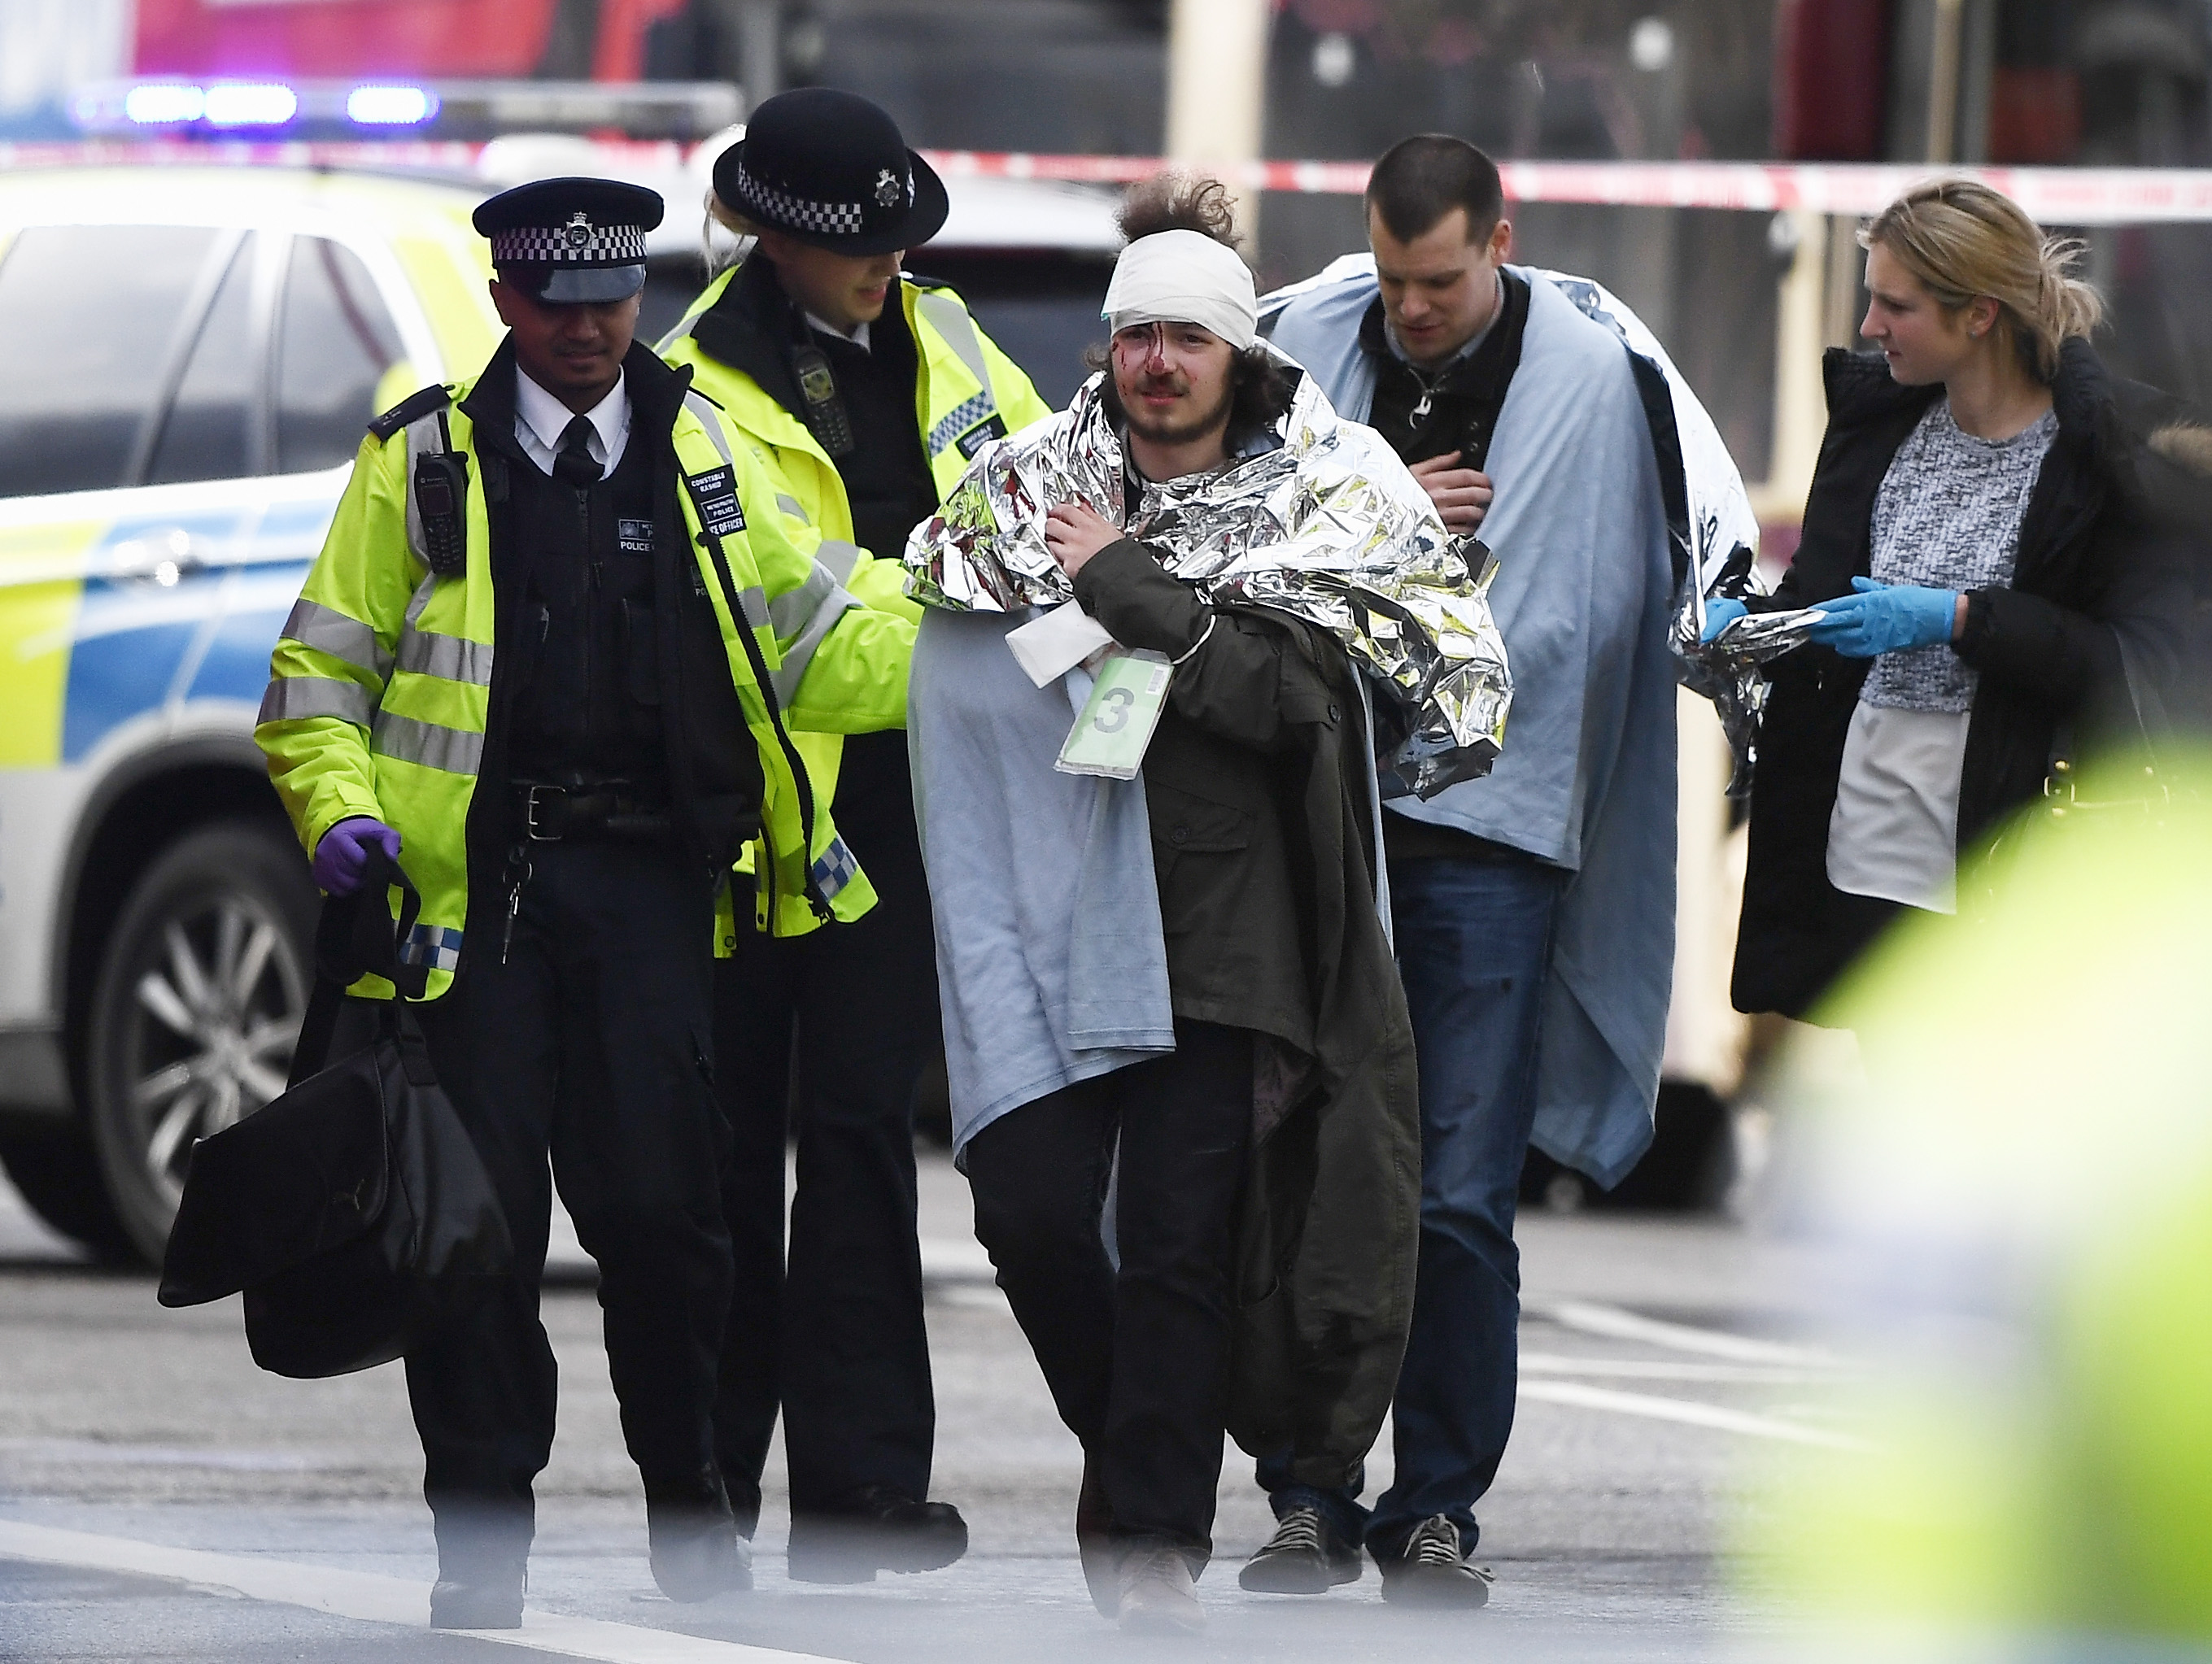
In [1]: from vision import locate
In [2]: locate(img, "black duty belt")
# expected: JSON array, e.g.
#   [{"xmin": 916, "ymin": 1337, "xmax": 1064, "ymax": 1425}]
[{"xmin": 513, "ymin": 781, "xmax": 673, "ymax": 843}]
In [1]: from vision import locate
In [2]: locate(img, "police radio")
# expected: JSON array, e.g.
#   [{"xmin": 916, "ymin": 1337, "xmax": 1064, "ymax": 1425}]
[
  {"xmin": 413, "ymin": 451, "xmax": 471, "ymax": 576},
  {"xmin": 788, "ymin": 342, "xmax": 857, "ymax": 459}
]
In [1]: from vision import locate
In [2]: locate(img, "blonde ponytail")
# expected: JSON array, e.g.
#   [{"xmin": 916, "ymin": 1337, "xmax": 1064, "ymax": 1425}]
[{"xmin": 1862, "ymin": 179, "xmax": 2102, "ymax": 382}]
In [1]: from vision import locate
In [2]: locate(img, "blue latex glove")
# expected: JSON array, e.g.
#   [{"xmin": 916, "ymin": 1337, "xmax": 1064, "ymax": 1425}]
[
  {"xmin": 1804, "ymin": 576, "xmax": 1959, "ymax": 658},
  {"xmin": 312, "ymin": 817, "xmax": 402, "ymax": 897},
  {"xmin": 1699, "ymin": 599, "xmax": 1748, "ymax": 643}
]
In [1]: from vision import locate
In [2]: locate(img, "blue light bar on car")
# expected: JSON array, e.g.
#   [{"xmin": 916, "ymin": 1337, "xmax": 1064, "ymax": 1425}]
[
  {"xmin": 345, "ymin": 85, "xmax": 439, "ymax": 126},
  {"xmin": 202, "ymin": 84, "xmax": 300, "ymax": 127},
  {"xmin": 120, "ymin": 84, "xmax": 206, "ymax": 124},
  {"xmin": 69, "ymin": 77, "xmax": 740, "ymax": 140}
]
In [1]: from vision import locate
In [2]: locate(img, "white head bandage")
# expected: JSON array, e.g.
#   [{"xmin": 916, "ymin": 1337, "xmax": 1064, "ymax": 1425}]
[{"xmin": 1102, "ymin": 229, "xmax": 1259, "ymax": 352}]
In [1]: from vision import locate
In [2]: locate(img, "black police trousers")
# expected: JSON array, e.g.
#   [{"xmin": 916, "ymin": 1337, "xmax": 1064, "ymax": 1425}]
[
  {"xmin": 962, "ymin": 1021, "xmax": 1254, "ymax": 1565},
  {"xmin": 395, "ymin": 839, "xmax": 732, "ymax": 1574},
  {"xmin": 711, "ymin": 732, "xmax": 940, "ymax": 1527}
]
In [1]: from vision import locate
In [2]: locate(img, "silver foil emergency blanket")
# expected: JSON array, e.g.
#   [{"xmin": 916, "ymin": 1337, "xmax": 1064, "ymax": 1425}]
[
  {"xmin": 902, "ymin": 356, "xmax": 1512, "ymax": 799},
  {"xmin": 1531, "ymin": 270, "xmax": 1817, "ymax": 792}
]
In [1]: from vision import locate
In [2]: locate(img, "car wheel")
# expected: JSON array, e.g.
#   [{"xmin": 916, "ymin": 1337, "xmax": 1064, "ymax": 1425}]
[
  {"xmin": 0, "ymin": 1127, "xmax": 136, "ymax": 1261},
  {"xmin": 85, "ymin": 820, "xmax": 318, "ymax": 1266}
]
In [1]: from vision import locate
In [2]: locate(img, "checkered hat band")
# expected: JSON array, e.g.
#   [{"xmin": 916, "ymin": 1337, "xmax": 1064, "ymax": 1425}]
[
  {"xmin": 731, "ymin": 162, "xmax": 870, "ymax": 237},
  {"xmin": 489, "ymin": 224, "xmax": 649, "ymax": 265}
]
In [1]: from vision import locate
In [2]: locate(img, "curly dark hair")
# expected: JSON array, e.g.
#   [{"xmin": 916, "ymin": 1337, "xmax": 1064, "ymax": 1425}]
[
  {"xmin": 1117, "ymin": 171, "xmax": 1243, "ymax": 247},
  {"xmin": 1088, "ymin": 172, "xmax": 1298, "ymax": 454}
]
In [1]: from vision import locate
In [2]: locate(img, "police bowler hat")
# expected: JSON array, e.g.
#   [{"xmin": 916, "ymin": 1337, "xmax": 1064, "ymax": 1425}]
[
  {"xmin": 712, "ymin": 88, "xmax": 949, "ymax": 256},
  {"xmin": 474, "ymin": 176, "xmax": 665, "ymax": 303}
]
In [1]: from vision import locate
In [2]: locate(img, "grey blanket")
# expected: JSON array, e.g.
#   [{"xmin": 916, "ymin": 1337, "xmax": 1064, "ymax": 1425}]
[
  {"xmin": 1268, "ymin": 265, "xmax": 1678, "ymax": 1187},
  {"xmin": 908, "ymin": 608, "xmax": 1175, "ymax": 1158}
]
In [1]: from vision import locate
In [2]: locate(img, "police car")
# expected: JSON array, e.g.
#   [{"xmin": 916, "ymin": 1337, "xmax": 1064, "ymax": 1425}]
[
  {"xmin": 0, "ymin": 150, "xmax": 1120, "ymax": 1265},
  {"xmin": 0, "ymin": 164, "xmax": 504, "ymax": 1264}
]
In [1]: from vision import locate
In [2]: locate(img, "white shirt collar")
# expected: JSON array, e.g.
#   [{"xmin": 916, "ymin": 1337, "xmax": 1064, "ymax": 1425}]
[
  {"xmin": 513, "ymin": 367, "xmax": 631, "ymax": 476},
  {"xmin": 807, "ymin": 312, "xmax": 871, "ymax": 352}
]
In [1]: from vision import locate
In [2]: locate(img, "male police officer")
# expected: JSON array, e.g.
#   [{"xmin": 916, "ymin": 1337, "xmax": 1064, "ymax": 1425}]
[
  {"xmin": 661, "ymin": 89, "xmax": 1051, "ymax": 1581},
  {"xmin": 256, "ymin": 177, "xmax": 914, "ymax": 1628}
]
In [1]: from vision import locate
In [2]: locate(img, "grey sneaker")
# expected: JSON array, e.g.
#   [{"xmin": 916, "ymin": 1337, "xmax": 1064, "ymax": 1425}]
[
  {"xmin": 1115, "ymin": 1543, "xmax": 1206, "ymax": 1635},
  {"xmin": 1239, "ymin": 1505, "xmax": 1363, "ymax": 1594},
  {"xmin": 1377, "ymin": 1514, "xmax": 1494, "ymax": 1609}
]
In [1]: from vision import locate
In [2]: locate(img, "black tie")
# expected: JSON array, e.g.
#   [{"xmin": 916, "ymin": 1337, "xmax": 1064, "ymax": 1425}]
[{"xmin": 553, "ymin": 414, "xmax": 601, "ymax": 486}]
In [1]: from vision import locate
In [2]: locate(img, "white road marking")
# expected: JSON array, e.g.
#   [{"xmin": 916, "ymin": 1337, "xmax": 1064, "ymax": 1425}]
[
  {"xmin": 1538, "ymin": 1300, "xmax": 1846, "ymax": 1369},
  {"xmin": 1518, "ymin": 1353, "xmax": 1841, "ymax": 1385},
  {"xmin": 0, "ymin": 1520, "xmax": 849, "ymax": 1664},
  {"xmin": 1518, "ymin": 1379, "xmax": 1872, "ymax": 1450}
]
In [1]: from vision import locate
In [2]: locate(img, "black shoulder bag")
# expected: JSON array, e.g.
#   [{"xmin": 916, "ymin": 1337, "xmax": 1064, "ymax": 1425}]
[{"xmin": 158, "ymin": 850, "xmax": 514, "ymax": 1378}]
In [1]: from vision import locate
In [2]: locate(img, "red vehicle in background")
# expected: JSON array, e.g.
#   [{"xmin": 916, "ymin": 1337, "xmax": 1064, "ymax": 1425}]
[{"xmin": 133, "ymin": 0, "xmax": 689, "ymax": 83}]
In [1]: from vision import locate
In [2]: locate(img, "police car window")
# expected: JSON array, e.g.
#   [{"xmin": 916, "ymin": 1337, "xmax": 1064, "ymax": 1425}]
[
  {"xmin": 275, "ymin": 238, "xmax": 403, "ymax": 474},
  {"xmin": 147, "ymin": 236, "xmax": 258, "ymax": 486},
  {"xmin": 0, "ymin": 224, "xmax": 220, "ymax": 499}
]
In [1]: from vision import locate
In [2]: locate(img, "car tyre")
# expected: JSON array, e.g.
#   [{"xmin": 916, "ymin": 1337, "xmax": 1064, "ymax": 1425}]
[
  {"xmin": 0, "ymin": 1127, "xmax": 137, "ymax": 1262},
  {"xmin": 85, "ymin": 819, "xmax": 318, "ymax": 1266}
]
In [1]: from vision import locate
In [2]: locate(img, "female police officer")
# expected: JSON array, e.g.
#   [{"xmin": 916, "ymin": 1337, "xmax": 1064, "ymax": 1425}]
[{"xmin": 255, "ymin": 177, "xmax": 914, "ymax": 1628}]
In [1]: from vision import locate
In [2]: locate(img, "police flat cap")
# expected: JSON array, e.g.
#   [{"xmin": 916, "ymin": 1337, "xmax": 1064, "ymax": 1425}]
[
  {"xmin": 712, "ymin": 88, "xmax": 949, "ymax": 256},
  {"xmin": 473, "ymin": 176, "xmax": 665, "ymax": 303}
]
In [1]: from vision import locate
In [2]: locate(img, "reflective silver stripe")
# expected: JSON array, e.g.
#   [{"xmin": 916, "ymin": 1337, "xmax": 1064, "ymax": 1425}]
[
  {"xmin": 397, "ymin": 626, "xmax": 494, "ymax": 686},
  {"xmin": 404, "ymin": 572, "xmax": 438, "ymax": 628},
  {"xmin": 914, "ymin": 290, "xmax": 1001, "ymax": 455},
  {"xmin": 682, "ymin": 392, "xmax": 735, "ymax": 466},
  {"xmin": 768, "ymin": 560, "xmax": 840, "ymax": 638},
  {"xmin": 769, "ymin": 583, "xmax": 862, "ymax": 708},
  {"xmin": 914, "ymin": 290, "xmax": 993, "ymax": 388},
  {"xmin": 775, "ymin": 493, "xmax": 810, "ymax": 525},
  {"xmin": 280, "ymin": 599, "xmax": 390, "ymax": 681},
  {"xmin": 371, "ymin": 710, "xmax": 484, "ymax": 775},
  {"xmin": 735, "ymin": 584, "xmax": 770, "ymax": 631},
  {"xmin": 815, "ymin": 539, "xmax": 862, "ymax": 586},
  {"xmin": 257, "ymin": 675, "xmax": 376, "ymax": 727}
]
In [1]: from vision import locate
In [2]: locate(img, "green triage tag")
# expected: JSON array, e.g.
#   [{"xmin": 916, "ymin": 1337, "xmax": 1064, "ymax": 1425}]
[{"xmin": 1055, "ymin": 649, "xmax": 1174, "ymax": 781}]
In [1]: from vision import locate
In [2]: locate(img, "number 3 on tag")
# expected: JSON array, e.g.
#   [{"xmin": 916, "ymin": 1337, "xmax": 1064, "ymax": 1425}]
[{"xmin": 1056, "ymin": 650, "xmax": 1173, "ymax": 780}]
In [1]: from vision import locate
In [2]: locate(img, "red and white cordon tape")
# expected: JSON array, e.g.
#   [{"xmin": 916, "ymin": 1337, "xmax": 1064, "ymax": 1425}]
[
  {"xmin": 11, "ymin": 139, "xmax": 2212, "ymax": 225},
  {"xmin": 925, "ymin": 151, "xmax": 2212, "ymax": 226}
]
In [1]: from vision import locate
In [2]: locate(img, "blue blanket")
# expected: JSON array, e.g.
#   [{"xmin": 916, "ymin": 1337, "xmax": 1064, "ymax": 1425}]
[{"xmin": 1268, "ymin": 266, "xmax": 1676, "ymax": 1187}]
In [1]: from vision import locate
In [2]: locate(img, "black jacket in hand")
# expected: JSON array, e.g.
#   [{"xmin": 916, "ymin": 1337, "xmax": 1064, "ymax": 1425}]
[
  {"xmin": 1734, "ymin": 338, "xmax": 2176, "ymax": 1017},
  {"xmin": 1071, "ymin": 534, "xmax": 1420, "ymax": 1488}
]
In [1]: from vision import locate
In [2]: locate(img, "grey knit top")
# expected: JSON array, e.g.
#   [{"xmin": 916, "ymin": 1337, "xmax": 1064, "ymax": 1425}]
[{"xmin": 1863, "ymin": 399, "xmax": 2058, "ymax": 714}]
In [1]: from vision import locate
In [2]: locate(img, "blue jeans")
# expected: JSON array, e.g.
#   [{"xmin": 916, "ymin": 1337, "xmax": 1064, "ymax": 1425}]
[{"xmin": 1259, "ymin": 856, "xmax": 1565, "ymax": 1557}]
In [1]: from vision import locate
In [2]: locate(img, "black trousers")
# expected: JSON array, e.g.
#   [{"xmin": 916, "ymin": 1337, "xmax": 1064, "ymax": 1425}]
[
  {"xmin": 963, "ymin": 1022, "xmax": 1254, "ymax": 1562},
  {"xmin": 392, "ymin": 839, "xmax": 732, "ymax": 1574},
  {"xmin": 712, "ymin": 732, "xmax": 940, "ymax": 1526}
]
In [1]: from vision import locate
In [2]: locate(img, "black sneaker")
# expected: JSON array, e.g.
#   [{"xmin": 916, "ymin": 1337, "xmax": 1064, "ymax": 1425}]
[
  {"xmin": 1377, "ymin": 1514, "xmax": 1494, "ymax": 1609},
  {"xmin": 1238, "ymin": 1505, "xmax": 1363, "ymax": 1594},
  {"xmin": 786, "ymin": 1486, "xmax": 969, "ymax": 1584}
]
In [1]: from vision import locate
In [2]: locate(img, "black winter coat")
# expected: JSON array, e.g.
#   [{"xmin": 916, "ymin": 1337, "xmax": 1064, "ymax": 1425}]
[{"xmin": 1733, "ymin": 340, "xmax": 2169, "ymax": 1017}]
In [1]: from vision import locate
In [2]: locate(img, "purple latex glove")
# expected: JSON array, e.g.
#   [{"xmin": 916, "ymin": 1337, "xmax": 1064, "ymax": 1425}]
[
  {"xmin": 1805, "ymin": 576, "xmax": 1959, "ymax": 658},
  {"xmin": 312, "ymin": 817, "xmax": 402, "ymax": 896}
]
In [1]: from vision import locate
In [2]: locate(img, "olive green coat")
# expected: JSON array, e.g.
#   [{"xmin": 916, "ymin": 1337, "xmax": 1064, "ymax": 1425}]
[{"xmin": 1076, "ymin": 538, "xmax": 1421, "ymax": 1487}]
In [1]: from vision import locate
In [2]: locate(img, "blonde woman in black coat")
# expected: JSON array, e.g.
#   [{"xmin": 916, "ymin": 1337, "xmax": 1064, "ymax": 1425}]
[{"xmin": 1713, "ymin": 180, "xmax": 2176, "ymax": 1017}]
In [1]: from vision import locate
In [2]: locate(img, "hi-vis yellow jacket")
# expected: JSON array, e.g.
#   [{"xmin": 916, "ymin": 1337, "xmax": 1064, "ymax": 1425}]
[
  {"xmin": 659, "ymin": 269, "xmax": 1052, "ymax": 812},
  {"xmin": 255, "ymin": 359, "xmax": 915, "ymax": 996}
]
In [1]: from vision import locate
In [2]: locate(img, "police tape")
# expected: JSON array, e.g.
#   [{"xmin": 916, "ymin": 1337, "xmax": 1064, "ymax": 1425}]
[
  {"xmin": 919, "ymin": 151, "xmax": 2212, "ymax": 226},
  {"xmin": 9, "ymin": 140, "xmax": 2212, "ymax": 226}
]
